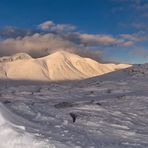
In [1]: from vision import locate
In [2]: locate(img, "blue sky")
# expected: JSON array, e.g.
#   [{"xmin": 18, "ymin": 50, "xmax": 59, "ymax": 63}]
[{"xmin": 0, "ymin": 0, "xmax": 148, "ymax": 63}]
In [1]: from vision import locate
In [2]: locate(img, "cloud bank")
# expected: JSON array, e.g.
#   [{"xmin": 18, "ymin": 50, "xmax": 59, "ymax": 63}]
[
  {"xmin": 0, "ymin": 20, "xmax": 146, "ymax": 63},
  {"xmin": 0, "ymin": 33, "xmax": 77, "ymax": 57}
]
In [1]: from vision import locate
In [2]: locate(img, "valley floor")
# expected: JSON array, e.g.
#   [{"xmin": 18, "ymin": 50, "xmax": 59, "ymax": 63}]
[{"xmin": 0, "ymin": 72, "xmax": 148, "ymax": 148}]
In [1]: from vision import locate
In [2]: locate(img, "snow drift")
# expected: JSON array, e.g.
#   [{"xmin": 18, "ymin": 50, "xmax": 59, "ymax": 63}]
[
  {"xmin": 0, "ymin": 51, "xmax": 131, "ymax": 81},
  {"xmin": 0, "ymin": 103, "xmax": 53, "ymax": 148}
]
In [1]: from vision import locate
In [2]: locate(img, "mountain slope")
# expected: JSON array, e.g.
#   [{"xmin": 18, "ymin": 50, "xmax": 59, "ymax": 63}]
[{"xmin": 0, "ymin": 51, "xmax": 131, "ymax": 81}]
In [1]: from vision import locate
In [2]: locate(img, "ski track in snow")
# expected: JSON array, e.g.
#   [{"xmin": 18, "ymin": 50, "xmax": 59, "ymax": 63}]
[{"xmin": 0, "ymin": 67, "xmax": 148, "ymax": 148}]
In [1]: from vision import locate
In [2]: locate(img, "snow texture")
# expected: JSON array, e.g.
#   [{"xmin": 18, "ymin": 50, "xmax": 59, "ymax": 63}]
[{"xmin": 0, "ymin": 63, "xmax": 148, "ymax": 148}]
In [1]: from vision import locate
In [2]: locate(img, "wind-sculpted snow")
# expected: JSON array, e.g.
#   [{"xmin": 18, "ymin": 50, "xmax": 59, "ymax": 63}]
[
  {"xmin": 0, "ymin": 51, "xmax": 131, "ymax": 81},
  {"xmin": 0, "ymin": 103, "xmax": 52, "ymax": 148},
  {"xmin": 0, "ymin": 64, "xmax": 148, "ymax": 148},
  {"xmin": 0, "ymin": 103, "xmax": 76, "ymax": 148}
]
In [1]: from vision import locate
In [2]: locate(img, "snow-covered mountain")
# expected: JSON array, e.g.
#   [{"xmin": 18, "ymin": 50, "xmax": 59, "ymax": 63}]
[
  {"xmin": 0, "ymin": 51, "xmax": 131, "ymax": 81},
  {"xmin": 0, "ymin": 53, "xmax": 32, "ymax": 62}
]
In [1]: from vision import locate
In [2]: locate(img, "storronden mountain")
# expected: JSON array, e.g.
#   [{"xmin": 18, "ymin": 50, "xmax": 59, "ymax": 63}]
[{"xmin": 0, "ymin": 51, "xmax": 131, "ymax": 81}]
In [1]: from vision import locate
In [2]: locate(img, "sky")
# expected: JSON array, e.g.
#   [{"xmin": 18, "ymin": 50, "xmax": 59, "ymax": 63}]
[{"xmin": 0, "ymin": 0, "xmax": 148, "ymax": 63}]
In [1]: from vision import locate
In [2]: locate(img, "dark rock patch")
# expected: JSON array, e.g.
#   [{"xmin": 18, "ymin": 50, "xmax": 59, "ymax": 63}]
[
  {"xmin": 69, "ymin": 112, "xmax": 78, "ymax": 123},
  {"xmin": 54, "ymin": 102, "xmax": 76, "ymax": 109}
]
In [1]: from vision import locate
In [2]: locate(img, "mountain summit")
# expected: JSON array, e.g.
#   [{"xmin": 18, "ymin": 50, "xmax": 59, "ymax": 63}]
[
  {"xmin": 0, "ymin": 51, "xmax": 131, "ymax": 81},
  {"xmin": 0, "ymin": 53, "xmax": 32, "ymax": 62}
]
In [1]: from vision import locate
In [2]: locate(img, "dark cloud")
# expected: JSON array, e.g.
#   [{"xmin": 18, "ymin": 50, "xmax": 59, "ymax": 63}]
[
  {"xmin": 130, "ymin": 23, "xmax": 148, "ymax": 30},
  {"xmin": 0, "ymin": 33, "xmax": 77, "ymax": 57},
  {"xmin": 112, "ymin": 0, "xmax": 148, "ymax": 33},
  {"xmin": 62, "ymin": 32, "xmax": 135, "ymax": 48},
  {"xmin": 119, "ymin": 22, "xmax": 148, "ymax": 32},
  {"xmin": 131, "ymin": 0, "xmax": 148, "ymax": 10},
  {"xmin": 130, "ymin": 48, "xmax": 148, "ymax": 60},
  {"xmin": 0, "ymin": 32, "xmax": 104, "ymax": 61},
  {"xmin": 0, "ymin": 26, "xmax": 36, "ymax": 39},
  {"xmin": 0, "ymin": 31, "xmax": 135, "ymax": 57}
]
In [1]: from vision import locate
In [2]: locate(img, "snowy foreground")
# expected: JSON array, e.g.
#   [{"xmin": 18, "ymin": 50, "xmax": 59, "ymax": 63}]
[{"xmin": 0, "ymin": 64, "xmax": 148, "ymax": 148}]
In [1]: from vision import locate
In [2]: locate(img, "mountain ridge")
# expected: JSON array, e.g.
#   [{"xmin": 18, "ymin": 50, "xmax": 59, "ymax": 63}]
[{"xmin": 0, "ymin": 51, "xmax": 131, "ymax": 81}]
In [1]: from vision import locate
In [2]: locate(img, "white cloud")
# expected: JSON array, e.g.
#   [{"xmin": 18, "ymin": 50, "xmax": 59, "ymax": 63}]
[
  {"xmin": 119, "ymin": 41, "xmax": 134, "ymax": 46},
  {"xmin": 79, "ymin": 34, "xmax": 116, "ymax": 45},
  {"xmin": 38, "ymin": 20, "xmax": 76, "ymax": 32},
  {"xmin": 120, "ymin": 34, "xmax": 138, "ymax": 41},
  {"xmin": 38, "ymin": 21, "xmax": 54, "ymax": 30},
  {"xmin": 76, "ymin": 33, "xmax": 134, "ymax": 47}
]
